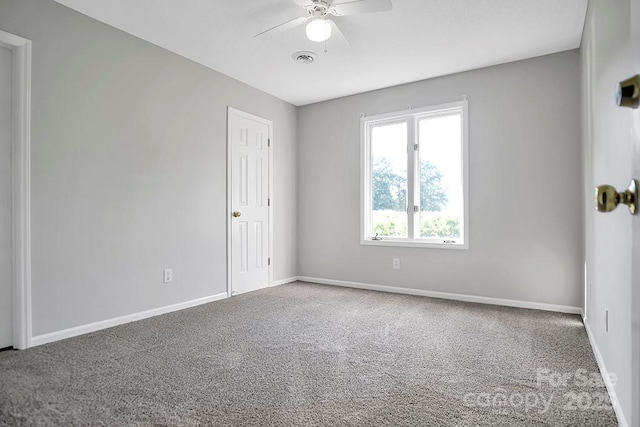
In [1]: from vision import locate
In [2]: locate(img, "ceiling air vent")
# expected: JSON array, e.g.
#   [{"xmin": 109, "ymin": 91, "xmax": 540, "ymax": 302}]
[{"xmin": 292, "ymin": 51, "xmax": 317, "ymax": 64}]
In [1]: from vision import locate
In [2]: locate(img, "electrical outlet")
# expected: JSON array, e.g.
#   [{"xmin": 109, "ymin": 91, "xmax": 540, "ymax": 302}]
[
  {"xmin": 163, "ymin": 268, "xmax": 173, "ymax": 283},
  {"xmin": 605, "ymin": 308, "xmax": 609, "ymax": 332},
  {"xmin": 392, "ymin": 258, "xmax": 400, "ymax": 269}
]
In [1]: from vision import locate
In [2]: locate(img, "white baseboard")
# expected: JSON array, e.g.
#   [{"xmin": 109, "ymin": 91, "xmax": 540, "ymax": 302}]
[
  {"xmin": 297, "ymin": 276, "xmax": 583, "ymax": 315},
  {"xmin": 270, "ymin": 276, "xmax": 299, "ymax": 287},
  {"xmin": 30, "ymin": 292, "xmax": 228, "ymax": 347},
  {"xmin": 583, "ymin": 320, "xmax": 628, "ymax": 427}
]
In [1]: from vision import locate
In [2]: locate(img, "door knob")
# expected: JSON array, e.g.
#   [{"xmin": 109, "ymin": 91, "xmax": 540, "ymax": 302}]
[
  {"xmin": 595, "ymin": 180, "xmax": 638, "ymax": 214},
  {"xmin": 232, "ymin": 211, "xmax": 241, "ymax": 218},
  {"xmin": 616, "ymin": 75, "xmax": 639, "ymax": 108}
]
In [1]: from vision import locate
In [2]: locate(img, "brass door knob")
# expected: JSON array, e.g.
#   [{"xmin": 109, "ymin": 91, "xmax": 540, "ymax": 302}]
[
  {"xmin": 595, "ymin": 180, "xmax": 637, "ymax": 214},
  {"xmin": 232, "ymin": 211, "xmax": 241, "ymax": 218}
]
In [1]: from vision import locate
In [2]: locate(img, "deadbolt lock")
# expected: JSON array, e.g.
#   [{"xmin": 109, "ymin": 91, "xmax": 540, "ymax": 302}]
[
  {"xmin": 232, "ymin": 211, "xmax": 241, "ymax": 218},
  {"xmin": 595, "ymin": 180, "xmax": 638, "ymax": 215},
  {"xmin": 616, "ymin": 75, "xmax": 640, "ymax": 108}
]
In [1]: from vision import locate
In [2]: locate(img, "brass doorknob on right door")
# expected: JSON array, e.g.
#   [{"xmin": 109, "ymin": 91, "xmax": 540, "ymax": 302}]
[
  {"xmin": 595, "ymin": 180, "xmax": 638, "ymax": 214},
  {"xmin": 232, "ymin": 211, "xmax": 241, "ymax": 218}
]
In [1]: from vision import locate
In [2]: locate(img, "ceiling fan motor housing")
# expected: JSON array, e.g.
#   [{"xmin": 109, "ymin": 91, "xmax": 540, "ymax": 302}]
[{"xmin": 307, "ymin": 0, "xmax": 331, "ymax": 17}]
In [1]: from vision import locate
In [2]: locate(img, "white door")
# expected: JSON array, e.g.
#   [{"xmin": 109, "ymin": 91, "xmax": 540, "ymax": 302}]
[
  {"xmin": 0, "ymin": 45, "xmax": 13, "ymax": 348},
  {"xmin": 228, "ymin": 108, "xmax": 272, "ymax": 295},
  {"xmin": 588, "ymin": 0, "xmax": 640, "ymax": 424}
]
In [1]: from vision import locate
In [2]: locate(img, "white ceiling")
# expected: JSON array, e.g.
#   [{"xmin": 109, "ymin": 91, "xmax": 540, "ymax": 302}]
[{"xmin": 54, "ymin": 0, "xmax": 588, "ymax": 106}]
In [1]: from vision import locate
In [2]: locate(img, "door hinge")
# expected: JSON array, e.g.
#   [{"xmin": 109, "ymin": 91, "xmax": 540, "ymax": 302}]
[
  {"xmin": 268, "ymin": 138, "xmax": 271, "ymax": 147},
  {"xmin": 268, "ymin": 258, "xmax": 271, "ymax": 266},
  {"xmin": 414, "ymin": 205, "xmax": 419, "ymax": 213},
  {"xmin": 414, "ymin": 143, "xmax": 419, "ymax": 151},
  {"xmin": 268, "ymin": 198, "xmax": 271, "ymax": 206}
]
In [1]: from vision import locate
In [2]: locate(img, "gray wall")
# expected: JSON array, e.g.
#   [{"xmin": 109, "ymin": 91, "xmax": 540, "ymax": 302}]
[
  {"xmin": 297, "ymin": 51, "xmax": 582, "ymax": 308},
  {"xmin": 581, "ymin": 0, "xmax": 634, "ymax": 423},
  {"xmin": 0, "ymin": 0, "xmax": 297, "ymax": 336}
]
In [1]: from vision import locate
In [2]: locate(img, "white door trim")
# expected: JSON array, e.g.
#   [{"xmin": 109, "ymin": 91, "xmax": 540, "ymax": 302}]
[
  {"xmin": 0, "ymin": 30, "xmax": 32, "ymax": 350},
  {"xmin": 226, "ymin": 107, "xmax": 273, "ymax": 297}
]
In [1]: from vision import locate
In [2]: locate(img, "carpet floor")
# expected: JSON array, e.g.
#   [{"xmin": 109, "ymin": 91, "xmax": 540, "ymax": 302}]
[{"xmin": 0, "ymin": 282, "xmax": 618, "ymax": 426}]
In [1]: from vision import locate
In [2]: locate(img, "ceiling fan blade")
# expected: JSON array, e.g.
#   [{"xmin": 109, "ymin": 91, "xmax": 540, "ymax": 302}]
[
  {"xmin": 330, "ymin": 0, "xmax": 392, "ymax": 16},
  {"xmin": 328, "ymin": 20, "xmax": 351, "ymax": 48},
  {"xmin": 254, "ymin": 16, "xmax": 308, "ymax": 38},
  {"xmin": 289, "ymin": 0, "xmax": 314, "ymax": 7}
]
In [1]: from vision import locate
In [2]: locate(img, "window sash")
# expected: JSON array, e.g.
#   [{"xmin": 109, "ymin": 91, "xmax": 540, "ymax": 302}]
[{"xmin": 369, "ymin": 119, "xmax": 410, "ymax": 238}]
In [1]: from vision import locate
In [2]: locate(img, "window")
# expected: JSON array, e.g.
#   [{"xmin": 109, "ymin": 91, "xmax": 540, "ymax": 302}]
[{"xmin": 361, "ymin": 100, "xmax": 468, "ymax": 249}]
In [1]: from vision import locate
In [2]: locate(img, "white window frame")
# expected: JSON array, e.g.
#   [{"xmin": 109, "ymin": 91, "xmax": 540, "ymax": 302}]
[{"xmin": 360, "ymin": 100, "xmax": 469, "ymax": 249}]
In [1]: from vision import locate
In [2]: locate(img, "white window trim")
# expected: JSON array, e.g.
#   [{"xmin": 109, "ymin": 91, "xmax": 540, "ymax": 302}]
[{"xmin": 360, "ymin": 100, "xmax": 469, "ymax": 250}]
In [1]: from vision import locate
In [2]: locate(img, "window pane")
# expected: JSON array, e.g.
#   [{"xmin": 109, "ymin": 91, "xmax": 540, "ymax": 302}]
[
  {"xmin": 371, "ymin": 122, "xmax": 407, "ymax": 238},
  {"xmin": 418, "ymin": 113, "xmax": 463, "ymax": 240}
]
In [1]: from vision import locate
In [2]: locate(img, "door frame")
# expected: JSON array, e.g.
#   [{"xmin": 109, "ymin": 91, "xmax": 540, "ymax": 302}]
[
  {"xmin": 0, "ymin": 30, "xmax": 32, "ymax": 350},
  {"xmin": 631, "ymin": 1, "xmax": 640, "ymax": 424},
  {"xmin": 226, "ymin": 107, "xmax": 273, "ymax": 297}
]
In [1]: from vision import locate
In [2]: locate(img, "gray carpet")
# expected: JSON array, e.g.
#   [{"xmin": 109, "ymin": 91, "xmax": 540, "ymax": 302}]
[{"xmin": 0, "ymin": 282, "xmax": 618, "ymax": 426}]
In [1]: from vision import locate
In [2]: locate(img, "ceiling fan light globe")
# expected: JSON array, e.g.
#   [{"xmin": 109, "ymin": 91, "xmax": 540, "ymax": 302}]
[{"xmin": 306, "ymin": 18, "xmax": 331, "ymax": 42}]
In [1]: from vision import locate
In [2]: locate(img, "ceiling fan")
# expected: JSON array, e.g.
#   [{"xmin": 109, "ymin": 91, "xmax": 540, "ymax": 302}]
[{"xmin": 254, "ymin": 0, "xmax": 393, "ymax": 46}]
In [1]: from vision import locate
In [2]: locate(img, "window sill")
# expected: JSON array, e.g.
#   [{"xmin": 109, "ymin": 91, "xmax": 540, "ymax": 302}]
[{"xmin": 360, "ymin": 239, "xmax": 469, "ymax": 250}]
